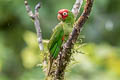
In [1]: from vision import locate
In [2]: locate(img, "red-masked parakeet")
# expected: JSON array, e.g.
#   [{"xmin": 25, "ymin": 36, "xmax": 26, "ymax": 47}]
[{"xmin": 47, "ymin": 9, "xmax": 75, "ymax": 75}]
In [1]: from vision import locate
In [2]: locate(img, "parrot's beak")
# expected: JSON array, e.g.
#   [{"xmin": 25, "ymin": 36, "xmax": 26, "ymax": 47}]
[{"xmin": 57, "ymin": 14, "xmax": 62, "ymax": 21}]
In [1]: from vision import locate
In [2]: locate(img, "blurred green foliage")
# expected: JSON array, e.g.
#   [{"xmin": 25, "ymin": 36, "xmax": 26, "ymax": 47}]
[{"xmin": 0, "ymin": 0, "xmax": 120, "ymax": 80}]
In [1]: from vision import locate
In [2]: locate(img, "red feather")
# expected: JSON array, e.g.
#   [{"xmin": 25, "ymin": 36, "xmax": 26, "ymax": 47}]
[
  {"xmin": 58, "ymin": 9, "xmax": 68, "ymax": 19},
  {"xmin": 62, "ymin": 36, "xmax": 64, "ymax": 41}
]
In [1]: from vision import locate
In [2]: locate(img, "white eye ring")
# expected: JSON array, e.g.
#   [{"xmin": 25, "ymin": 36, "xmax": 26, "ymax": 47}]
[{"xmin": 63, "ymin": 12, "xmax": 67, "ymax": 16}]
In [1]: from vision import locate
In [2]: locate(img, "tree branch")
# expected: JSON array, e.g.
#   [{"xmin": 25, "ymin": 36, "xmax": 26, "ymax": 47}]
[
  {"xmin": 24, "ymin": 0, "xmax": 44, "ymax": 51},
  {"xmin": 46, "ymin": 0, "xmax": 94, "ymax": 79},
  {"xmin": 72, "ymin": 0, "xmax": 83, "ymax": 18}
]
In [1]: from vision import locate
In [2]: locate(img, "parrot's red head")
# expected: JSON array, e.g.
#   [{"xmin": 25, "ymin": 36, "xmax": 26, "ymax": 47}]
[{"xmin": 57, "ymin": 9, "xmax": 69, "ymax": 21}]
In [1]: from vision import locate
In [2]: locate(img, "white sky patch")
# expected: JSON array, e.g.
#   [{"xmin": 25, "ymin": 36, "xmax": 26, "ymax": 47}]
[{"xmin": 105, "ymin": 20, "xmax": 114, "ymax": 31}]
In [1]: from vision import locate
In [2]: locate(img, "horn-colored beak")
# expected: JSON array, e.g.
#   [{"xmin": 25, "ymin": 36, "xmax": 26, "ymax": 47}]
[{"xmin": 57, "ymin": 14, "xmax": 62, "ymax": 21}]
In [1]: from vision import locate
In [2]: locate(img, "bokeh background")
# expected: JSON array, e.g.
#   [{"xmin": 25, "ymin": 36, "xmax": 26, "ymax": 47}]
[{"xmin": 0, "ymin": 0, "xmax": 120, "ymax": 80}]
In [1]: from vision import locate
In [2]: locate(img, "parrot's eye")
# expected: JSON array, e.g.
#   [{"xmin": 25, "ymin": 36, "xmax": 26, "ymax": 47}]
[{"xmin": 63, "ymin": 12, "xmax": 68, "ymax": 16}]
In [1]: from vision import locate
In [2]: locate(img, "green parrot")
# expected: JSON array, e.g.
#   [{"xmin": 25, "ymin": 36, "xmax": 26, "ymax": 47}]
[{"xmin": 47, "ymin": 9, "xmax": 75, "ymax": 75}]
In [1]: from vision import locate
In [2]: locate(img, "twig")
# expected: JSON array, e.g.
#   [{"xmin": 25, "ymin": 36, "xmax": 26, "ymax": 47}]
[
  {"xmin": 72, "ymin": 0, "xmax": 83, "ymax": 18},
  {"xmin": 24, "ymin": 0, "xmax": 44, "ymax": 51},
  {"xmin": 46, "ymin": 0, "xmax": 94, "ymax": 79},
  {"xmin": 24, "ymin": 0, "xmax": 34, "ymax": 19}
]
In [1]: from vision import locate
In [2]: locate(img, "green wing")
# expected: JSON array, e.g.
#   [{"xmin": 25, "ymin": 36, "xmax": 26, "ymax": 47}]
[{"xmin": 48, "ymin": 23, "xmax": 64, "ymax": 59}]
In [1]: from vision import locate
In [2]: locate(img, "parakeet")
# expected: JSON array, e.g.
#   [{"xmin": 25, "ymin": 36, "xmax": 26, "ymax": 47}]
[{"xmin": 47, "ymin": 9, "xmax": 75, "ymax": 75}]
